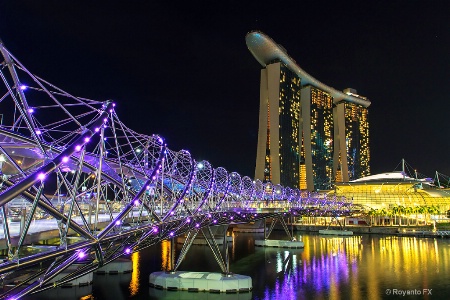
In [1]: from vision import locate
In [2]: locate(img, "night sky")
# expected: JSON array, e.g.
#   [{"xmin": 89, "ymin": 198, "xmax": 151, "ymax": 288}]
[{"xmin": 1, "ymin": 1, "xmax": 449, "ymax": 180}]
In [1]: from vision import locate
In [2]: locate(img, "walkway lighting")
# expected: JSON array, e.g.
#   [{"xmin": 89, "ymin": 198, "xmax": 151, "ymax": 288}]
[
  {"xmin": 37, "ymin": 173, "xmax": 46, "ymax": 181},
  {"xmin": 124, "ymin": 248, "xmax": 131, "ymax": 255}
]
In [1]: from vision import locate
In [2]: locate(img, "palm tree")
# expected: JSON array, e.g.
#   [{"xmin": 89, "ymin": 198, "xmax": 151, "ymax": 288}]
[
  {"xmin": 412, "ymin": 205, "xmax": 419, "ymax": 226},
  {"xmin": 379, "ymin": 208, "xmax": 387, "ymax": 226},
  {"xmin": 428, "ymin": 205, "xmax": 440, "ymax": 226},
  {"xmin": 386, "ymin": 209, "xmax": 394, "ymax": 226},
  {"xmin": 398, "ymin": 205, "xmax": 405, "ymax": 226},
  {"xmin": 392, "ymin": 206, "xmax": 399, "ymax": 226},
  {"xmin": 416, "ymin": 206, "xmax": 425, "ymax": 226},
  {"xmin": 404, "ymin": 206, "xmax": 413, "ymax": 226},
  {"xmin": 368, "ymin": 208, "xmax": 376, "ymax": 226},
  {"xmin": 424, "ymin": 206, "xmax": 432, "ymax": 225}
]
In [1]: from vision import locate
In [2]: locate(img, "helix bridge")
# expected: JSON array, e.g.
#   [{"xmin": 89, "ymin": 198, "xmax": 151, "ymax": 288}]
[{"xmin": 0, "ymin": 40, "xmax": 359, "ymax": 299}]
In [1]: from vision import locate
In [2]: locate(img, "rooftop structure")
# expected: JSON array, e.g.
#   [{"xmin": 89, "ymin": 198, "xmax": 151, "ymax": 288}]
[{"xmin": 245, "ymin": 31, "xmax": 371, "ymax": 107}]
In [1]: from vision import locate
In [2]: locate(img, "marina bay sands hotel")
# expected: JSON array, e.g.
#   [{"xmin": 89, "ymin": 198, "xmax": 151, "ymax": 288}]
[{"xmin": 246, "ymin": 31, "xmax": 371, "ymax": 191}]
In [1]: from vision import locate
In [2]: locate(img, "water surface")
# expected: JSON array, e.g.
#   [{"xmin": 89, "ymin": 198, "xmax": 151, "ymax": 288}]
[{"xmin": 26, "ymin": 231, "xmax": 450, "ymax": 299}]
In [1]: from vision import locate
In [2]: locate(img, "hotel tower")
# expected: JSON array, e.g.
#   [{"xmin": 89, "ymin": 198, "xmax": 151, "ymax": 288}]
[{"xmin": 246, "ymin": 31, "xmax": 371, "ymax": 191}]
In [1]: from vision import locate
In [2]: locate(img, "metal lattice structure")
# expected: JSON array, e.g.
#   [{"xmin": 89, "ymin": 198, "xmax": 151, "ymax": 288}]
[{"xmin": 0, "ymin": 41, "xmax": 357, "ymax": 299}]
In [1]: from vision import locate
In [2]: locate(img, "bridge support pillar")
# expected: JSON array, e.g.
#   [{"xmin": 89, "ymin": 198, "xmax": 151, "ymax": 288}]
[{"xmin": 255, "ymin": 216, "xmax": 304, "ymax": 248}]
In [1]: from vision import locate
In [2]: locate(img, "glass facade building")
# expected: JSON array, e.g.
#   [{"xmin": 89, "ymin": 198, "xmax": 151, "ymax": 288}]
[
  {"xmin": 247, "ymin": 31, "xmax": 371, "ymax": 191},
  {"xmin": 301, "ymin": 86, "xmax": 334, "ymax": 190},
  {"xmin": 255, "ymin": 61, "xmax": 301, "ymax": 189},
  {"xmin": 278, "ymin": 64, "xmax": 301, "ymax": 188},
  {"xmin": 344, "ymin": 103, "xmax": 370, "ymax": 180},
  {"xmin": 254, "ymin": 62, "xmax": 371, "ymax": 191}
]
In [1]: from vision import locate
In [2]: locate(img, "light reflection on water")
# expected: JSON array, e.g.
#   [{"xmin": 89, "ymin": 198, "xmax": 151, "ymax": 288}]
[
  {"xmin": 22, "ymin": 231, "xmax": 450, "ymax": 299},
  {"xmin": 129, "ymin": 251, "xmax": 140, "ymax": 296},
  {"xmin": 236, "ymin": 232, "xmax": 450, "ymax": 300}
]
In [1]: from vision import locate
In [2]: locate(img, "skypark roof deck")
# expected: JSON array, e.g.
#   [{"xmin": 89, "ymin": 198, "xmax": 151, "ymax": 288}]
[{"xmin": 245, "ymin": 31, "xmax": 371, "ymax": 108}]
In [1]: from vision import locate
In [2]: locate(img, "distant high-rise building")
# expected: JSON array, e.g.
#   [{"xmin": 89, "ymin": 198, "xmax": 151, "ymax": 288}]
[
  {"xmin": 255, "ymin": 61, "xmax": 301, "ymax": 188},
  {"xmin": 300, "ymin": 85, "xmax": 334, "ymax": 190},
  {"xmin": 246, "ymin": 31, "xmax": 371, "ymax": 191},
  {"xmin": 334, "ymin": 89, "xmax": 371, "ymax": 181}
]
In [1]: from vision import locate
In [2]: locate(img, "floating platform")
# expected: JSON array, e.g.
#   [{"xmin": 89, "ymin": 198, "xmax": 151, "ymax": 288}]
[
  {"xmin": 22, "ymin": 285, "xmax": 93, "ymax": 300},
  {"xmin": 254, "ymin": 239, "xmax": 304, "ymax": 248},
  {"xmin": 149, "ymin": 287, "xmax": 252, "ymax": 299},
  {"xmin": 232, "ymin": 227, "xmax": 264, "ymax": 233},
  {"xmin": 51, "ymin": 264, "xmax": 93, "ymax": 287},
  {"xmin": 319, "ymin": 229, "xmax": 354, "ymax": 236},
  {"xmin": 96, "ymin": 257, "xmax": 132, "ymax": 274},
  {"xmin": 232, "ymin": 222, "xmax": 265, "ymax": 233},
  {"xmin": 176, "ymin": 236, "xmax": 233, "ymax": 245},
  {"xmin": 149, "ymin": 271, "xmax": 252, "ymax": 293}
]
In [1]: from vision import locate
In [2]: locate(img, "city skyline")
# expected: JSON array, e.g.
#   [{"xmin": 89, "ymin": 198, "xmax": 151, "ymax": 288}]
[{"xmin": 0, "ymin": 1, "xmax": 448, "ymax": 181}]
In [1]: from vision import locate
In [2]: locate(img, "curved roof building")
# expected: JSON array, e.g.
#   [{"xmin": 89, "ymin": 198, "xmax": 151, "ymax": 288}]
[{"xmin": 245, "ymin": 31, "xmax": 371, "ymax": 108}]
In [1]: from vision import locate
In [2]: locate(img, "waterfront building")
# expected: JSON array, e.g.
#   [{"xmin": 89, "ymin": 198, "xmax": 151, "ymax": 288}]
[
  {"xmin": 246, "ymin": 31, "xmax": 371, "ymax": 191},
  {"xmin": 254, "ymin": 60, "xmax": 301, "ymax": 188},
  {"xmin": 335, "ymin": 89, "xmax": 371, "ymax": 181},
  {"xmin": 332, "ymin": 172, "xmax": 450, "ymax": 210}
]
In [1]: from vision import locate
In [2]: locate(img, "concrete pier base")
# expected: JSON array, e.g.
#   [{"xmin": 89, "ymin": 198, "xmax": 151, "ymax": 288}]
[
  {"xmin": 149, "ymin": 271, "xmax": 252, "ymax": 293},
  {"xmin": 24, "ymin": 285, "xmax": 93, "ymax": 300},
  {"xmin": 254, "ymin": 239, "xmax": 304, "ymax": 248},
  {"xmin": 96, "ymin": 257, "xmax": 133, "ymax": 274},
  {"xmin": 149, "ymin": 287, "xmax": 253, "ymax": 299},
  {"xmin": 52, "ymin": 264, "xmax": 93, "ymax": 287},
  {"xmin": 319, "ymin": 229, "xmax": 353, "ymax": 236},
  {"xmin": 176, "ymin": 236, "xmax": 233, "ymax": 245},
  {"xmin": 232, "ymin": 220, "xmax": 265, "ymax": 233}
]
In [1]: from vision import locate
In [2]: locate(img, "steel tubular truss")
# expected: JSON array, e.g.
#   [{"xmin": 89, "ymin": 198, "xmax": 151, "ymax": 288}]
[{"xmin": 0, "ymin": 41, "xmax": 359, "ymax": 299}]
